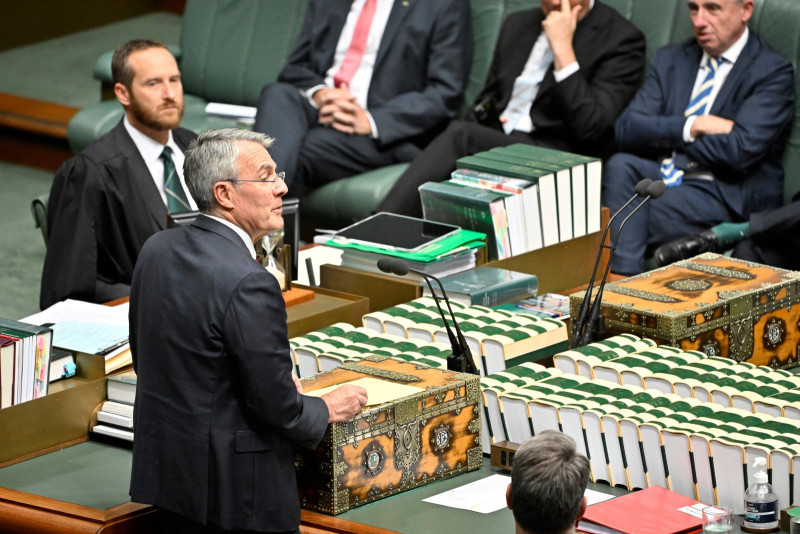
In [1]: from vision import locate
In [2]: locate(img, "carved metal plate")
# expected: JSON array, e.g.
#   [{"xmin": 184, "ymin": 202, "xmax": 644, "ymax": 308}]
[
  {"xmin": 700, "ymin": 339, "xmax": 722, "ymax": 357},
  {"xmin": 430, "ymin": 423, "xmax": 452, "ymax": 453},
  {"xmin": 762, "ymin": 316, "xmax": 786, "ymax": 350},
  {"xmin": 667, "ymin": 278, "xmax": 712, "ymax": 292},
  {"xmin": 363, "ymin": 442, "xmax": 384, "ymax": 476}
]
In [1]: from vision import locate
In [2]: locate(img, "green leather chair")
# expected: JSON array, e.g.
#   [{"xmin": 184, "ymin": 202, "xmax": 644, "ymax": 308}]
[{"xmin": 31, "ymin": 194, "xmax": 49, "ymax": 247}]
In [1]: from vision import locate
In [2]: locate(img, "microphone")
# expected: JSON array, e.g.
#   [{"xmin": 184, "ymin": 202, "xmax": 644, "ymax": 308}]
[
  {"xmin": 577, "ymin": 180, "xmax": 666, "ymax": 347},
  {"xmin": 377, "ymin": 258, "xmax": 479, "ymax": 375},
  {"xmin": 570, "ymin": 179, "xmax": 654, "ymax": 347}
]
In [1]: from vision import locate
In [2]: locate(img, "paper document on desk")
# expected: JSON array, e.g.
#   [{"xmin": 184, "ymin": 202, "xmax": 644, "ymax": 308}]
[
  {"xmin": 303, "ymin": 377, "xmax": 424, "ymax": 407},
  {"xmin": 23, "ymin": 299, "xmax": 129, "ymax": 326},
  {"xmin": 423, "ymin": 474, "xmax": 510, "ymax": 513},
  {"xmin": 50, "ymin": 321, "xmax": 128, "ymax": 355}
]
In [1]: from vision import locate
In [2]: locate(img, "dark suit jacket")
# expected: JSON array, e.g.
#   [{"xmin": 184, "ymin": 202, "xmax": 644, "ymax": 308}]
[
  {"xmin": 470, "ymin": 2, "xmax": 646, "ymax": 158},
  {"xmin": 40, "ymin": 121, "xmax": 196, "ymax": 309},
  {"xmin": 277, "ymin": 0, "xmax": 473, "ymax": 147},
  {"xmin": 615, "ymin": 32, "xmax": 795, "ymax": 218},
  {"xmin": 129, "ymin": 215, "xmax": 329, "ymax": 531}
]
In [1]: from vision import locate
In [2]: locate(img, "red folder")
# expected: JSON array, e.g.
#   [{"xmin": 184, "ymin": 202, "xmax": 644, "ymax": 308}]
[{"xmin": 579, "ymin": 486, "xmax": 704, "ymax": 534}]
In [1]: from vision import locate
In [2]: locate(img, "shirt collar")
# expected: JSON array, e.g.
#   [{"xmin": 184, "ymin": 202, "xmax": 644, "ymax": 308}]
[
  {"xmin": 705, "ymin": 26, "xmax": 749, "ymax": 67},
  {"xmin": 201, "ymin": 214, "xmax": 258, "ymax": 260},
  {"xmin": 123, "ymin": 114, "xmax": 178, "ymax": 164}
]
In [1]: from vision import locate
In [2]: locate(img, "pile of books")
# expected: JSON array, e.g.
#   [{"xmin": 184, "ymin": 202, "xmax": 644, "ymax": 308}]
[
  {"xmin": 288, "ymin": 297, "xmax": 568, "ymax": 379},
  {"xmin": 90, "ymin": 370, "xmax": 136, "ymax": 442},
  {"xmin": 0, "ymin": 318, "xmax": 53, "ymax": 409},
  {"xmin": 419, "ymin": 143, "xmax": 601, "ymax": 260},
  {"xmin": 22, "ymin": 299, "xmax": 132, "ymax": 377},
  {"xmin": 480, "ymin": 336, "xmax": 800, "ymax": 515}
]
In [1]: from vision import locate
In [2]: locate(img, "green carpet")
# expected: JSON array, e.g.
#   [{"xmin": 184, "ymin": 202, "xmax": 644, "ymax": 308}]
[
  {"xmin": 0, "ymin": 12, "xmax": 181, "ymax": 108},
  {"xmin": 0, "ymin": 161, "xmax": 53, "ymax": 320}
]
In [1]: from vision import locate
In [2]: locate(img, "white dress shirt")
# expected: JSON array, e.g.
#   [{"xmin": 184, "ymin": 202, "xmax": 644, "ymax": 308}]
[{"xmin": 123, "ymin": 116, "xmax": 198, "ymax": 211}]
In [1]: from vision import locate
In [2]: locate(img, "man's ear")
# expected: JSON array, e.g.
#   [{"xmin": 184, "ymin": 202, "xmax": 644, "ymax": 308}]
[
  {"xmin": 575, "ymin": 495, "xmax": 588, "ymax": 525},
  {"xmin": 213, "ymin": 181, "xmax": 235, "ymax": 209},
  {"xmin": 506, "ymin": 483, "xmax": 513, "ymax": 511},
  {"xmin": 114, "ymin": 82, "xmax": 131, "ymax": 107}
]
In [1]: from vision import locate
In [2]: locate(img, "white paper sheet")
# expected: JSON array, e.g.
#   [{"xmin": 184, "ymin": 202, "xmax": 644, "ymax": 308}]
[{"xmin": 423, "ymin": 476, "xmax": 617, "ymax": 515}]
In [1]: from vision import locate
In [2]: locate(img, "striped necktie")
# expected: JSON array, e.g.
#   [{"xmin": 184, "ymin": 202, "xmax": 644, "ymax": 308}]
[
  {"xmin": 660, "ymin": 56, "xmax": 723, "ymax": 188},
  {"xmin": 161, "ymin": 146, "xmax": 191, "ymax": 213}
]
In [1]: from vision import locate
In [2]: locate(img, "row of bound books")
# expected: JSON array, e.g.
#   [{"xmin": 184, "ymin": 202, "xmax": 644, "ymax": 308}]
[
  {"xmin": 289, "ymin": 322, "xmax": 453, "ymax": 378},
  {"xmin": 479, "ymin": 335, "xmax": 800, "ymax": 515},
  {"xmin": 0, "ymin": 318, "xmax": 53, "ymax": 409},
  {"xmin": 554, "ymin": 340, "xmax": 800, "ymax": 417},
  {"xmin": 90, "ymin": 370, "xmax": 136, "ymax": 442},
  {"xmin": 358, "ymin": 296, "xmax": 568, "ymax": 376},
  {"xmin": 419, "ymin": 143, "xmax": 601, "ymax": 260}
]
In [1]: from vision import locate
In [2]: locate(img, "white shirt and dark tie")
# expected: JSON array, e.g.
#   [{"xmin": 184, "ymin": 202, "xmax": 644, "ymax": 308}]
[{"xmin": 123, "ymin": 116, "xmax": 197, "ymax": 213}]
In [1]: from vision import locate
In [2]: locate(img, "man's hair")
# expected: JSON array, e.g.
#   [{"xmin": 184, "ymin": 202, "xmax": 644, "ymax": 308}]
[
  {"xmin": 510, "ymin": 431, "xmax": 591, "ymax": 534},
  {"xmin": 184, "ymin": 128, "xmax": 275, "ymax": 212},
  {"xmin": 111, "ymin": 38, "xmax": 168, "ymax": 88}
]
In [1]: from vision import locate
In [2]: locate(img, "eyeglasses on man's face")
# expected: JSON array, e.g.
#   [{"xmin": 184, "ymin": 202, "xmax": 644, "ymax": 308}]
[{"xmin": 224, "ymin": 171, "xmax": 286, "ymax": 186}]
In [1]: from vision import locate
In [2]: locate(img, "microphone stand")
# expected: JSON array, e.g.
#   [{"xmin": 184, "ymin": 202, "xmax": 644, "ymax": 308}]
[
  {"xmin": 577, "ymin": 181, "xmax": 666, "ymax": 347},
  {"xmin": 570, "ymin": 179, "xmax": 653, "ymax": 347},
  {"xmin": 377, "ymin": 258, "xmax": 479, "ymax": 374}
]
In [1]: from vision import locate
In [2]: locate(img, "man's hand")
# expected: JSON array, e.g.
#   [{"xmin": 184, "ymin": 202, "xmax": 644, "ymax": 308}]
[
  {"xmin": 321, "ymin": 384, "xmax": 368, "ymax": 423},
  {"xmin": 542, "ymin": 0, "xmax": 581, "ymax": 70},
  {"xmin": 292, "ymin": 374, "xmax": 304, "ymax": 394},
  {"xmin": 690, "ymin": 115, "xmax": 735, "ymax": 138},
  {"xmin": 315, "ymin": 84, "xmax": 373, "ymax": 136}
]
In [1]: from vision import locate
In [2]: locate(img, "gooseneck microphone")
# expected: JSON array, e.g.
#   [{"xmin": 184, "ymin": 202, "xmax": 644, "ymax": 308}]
[
  {"xmin": 377, "ymin": 258, "xmax": 479, "ymax": 375},
  {"xmin": 570, "ymin": 179, "xmax": 654, "ymax": 347},
  {"xmin": 575, "ymin": 180, "xmax": 666, "ymax": 347}
]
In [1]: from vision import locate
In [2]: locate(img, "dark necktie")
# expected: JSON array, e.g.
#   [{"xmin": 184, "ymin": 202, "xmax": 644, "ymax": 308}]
[{"xmin": 161, "ymin": 146, "xmax": 191, "ymax": 213}]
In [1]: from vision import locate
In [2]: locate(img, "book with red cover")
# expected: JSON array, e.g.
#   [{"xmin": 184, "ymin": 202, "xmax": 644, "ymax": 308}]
[{"xmin": 579, "ymin": 486, "xmax": 705, "ymax": 534}]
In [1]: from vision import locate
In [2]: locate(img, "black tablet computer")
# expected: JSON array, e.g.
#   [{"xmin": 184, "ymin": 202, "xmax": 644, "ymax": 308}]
[{"xmin": 331, "ymin": 213, "xmax": 460, "ymax": 253}]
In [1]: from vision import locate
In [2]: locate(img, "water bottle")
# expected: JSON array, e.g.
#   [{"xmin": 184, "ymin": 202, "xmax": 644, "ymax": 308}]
[{"xmin": 742, "ymin": 457, "xmax": 779, "ymax": 532}]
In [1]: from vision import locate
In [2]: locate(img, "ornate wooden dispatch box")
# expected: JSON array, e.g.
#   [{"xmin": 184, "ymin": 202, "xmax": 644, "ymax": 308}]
[
  {"xmin": 569, "ymin": 253, "xmax": 800, "ymax": 369},
  {"xmin": 296, "ymin": 356, "xmax": 482, "ymax": 515}
]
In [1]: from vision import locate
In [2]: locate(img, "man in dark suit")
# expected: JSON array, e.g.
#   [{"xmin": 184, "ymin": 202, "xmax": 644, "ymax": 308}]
[
  {"xmin": 603, "ymin": 0, "xmax": 795, "ymax": 275},
  {"xmin": 506, "ymin": 431, "xmax": 590, "ymax": 534},
  {"xmin": 253, "ymin": 0, "xmax": 473, "ymax": 198},
  {"xmin": 129, "ymin": 128, "xmax": 367, "ymax": 534},
  {"xmin": 40, "ymin": 39, "xmax": 197, "ymax": 309},
  {"xmin": 375, "ymin": 0, "xmax": 646, "ymax": 217}
]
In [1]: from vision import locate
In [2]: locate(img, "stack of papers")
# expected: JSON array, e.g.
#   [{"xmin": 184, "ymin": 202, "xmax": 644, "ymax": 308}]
[
  {"xmin": 322, "ymin": 228, "xmax": 487, "ymax": 279},
  {"xmin": 23, "ymin": 299, "xmax": 131, "ymax": 374}
]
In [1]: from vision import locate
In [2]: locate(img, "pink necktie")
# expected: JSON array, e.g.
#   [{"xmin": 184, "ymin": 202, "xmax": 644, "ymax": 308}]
[{"xmin": 333, "ymin": 0, "xmax": 378, "ymax": 88}]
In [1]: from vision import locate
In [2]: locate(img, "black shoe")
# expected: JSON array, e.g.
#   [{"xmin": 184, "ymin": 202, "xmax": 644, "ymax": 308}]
[{"xmin": 653, "ymin": 229, "xmax": 720, "ymax": 266}]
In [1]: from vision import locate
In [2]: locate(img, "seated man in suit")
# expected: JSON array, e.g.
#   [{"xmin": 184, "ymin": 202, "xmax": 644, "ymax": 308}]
[
  {"xmin": 602, "ymin": 0, "xmax": 795, "ymax": 275},
  {"xmin": 129, "ymin": 128, "xmax": 368, "ymax": 533},
  {"xmin": 507, "ymin": 430, "xmax": 591, "ymax": 534},
  {"xmin": 40, "ymin": 39, "xmax": 197, "ymax": 309},
  {"xmin": 253, "ymin": 0, "xmax": 473, "ymax": 198},
  {"xmin": 654, "ymin": 193, "xmax": 800, "ymax": 270},
  {"xmin": 375, "ymin": 0, "xmax": 646, "ymax": 217}
]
